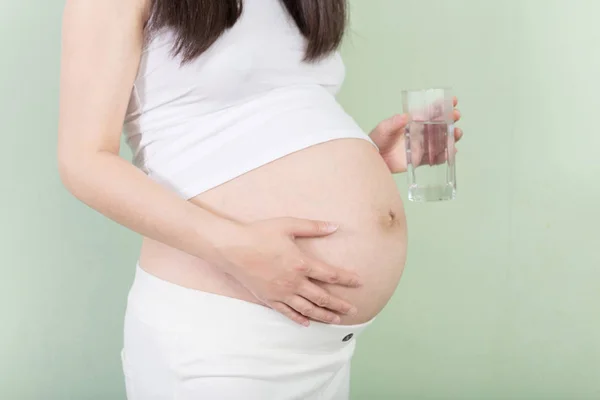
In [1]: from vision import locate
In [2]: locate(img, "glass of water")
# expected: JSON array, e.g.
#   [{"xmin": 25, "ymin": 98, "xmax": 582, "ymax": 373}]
[{"xmin": 402, "ymin": 88, "xmax": 456, "ymax": 202}]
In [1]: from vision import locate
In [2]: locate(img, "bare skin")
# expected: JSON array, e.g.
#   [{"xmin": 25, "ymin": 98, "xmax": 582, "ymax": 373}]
[{"xmin": 58, "ymin": 0, "xmax": 462, "ymax": 326}]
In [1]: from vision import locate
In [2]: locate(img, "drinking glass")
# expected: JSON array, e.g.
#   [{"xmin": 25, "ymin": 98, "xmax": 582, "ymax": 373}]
[{"xmin": 402, "ymin": 88, "xmax": 456, "ymax": 202}]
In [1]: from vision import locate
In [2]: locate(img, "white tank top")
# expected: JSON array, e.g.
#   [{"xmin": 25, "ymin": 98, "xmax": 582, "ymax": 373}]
[{"xmin": 124, "ymin": 0, "xmax": 374, "ymax": 199}]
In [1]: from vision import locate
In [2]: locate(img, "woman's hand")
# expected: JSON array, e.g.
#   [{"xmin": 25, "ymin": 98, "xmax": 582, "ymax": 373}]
[
  {"xmin": 216, "ymin": 218, "xmax": 361, "ymax": 326},
  {"xmin": 369, "ymin": 97, "xmax": 463, "ymax": 173}
]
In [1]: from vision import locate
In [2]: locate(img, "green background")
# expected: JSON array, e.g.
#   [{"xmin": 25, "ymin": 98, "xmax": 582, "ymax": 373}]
[{"xmin": 1, "ymin": 0, "xmax": 599, "ymax": 398}]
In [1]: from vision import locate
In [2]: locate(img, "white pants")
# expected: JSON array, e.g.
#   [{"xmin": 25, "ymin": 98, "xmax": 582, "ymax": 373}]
[{"xmin": 121, "ymin": 266, "xmax": 373, "ymax": 400}]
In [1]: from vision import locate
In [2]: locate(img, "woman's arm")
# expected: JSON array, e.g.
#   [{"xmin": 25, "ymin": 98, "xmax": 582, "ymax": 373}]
[
  {"xmin": 58, "ymin": 0, "xmax": 234, "ymax": 262},
  {"xmin": 58, "ymin": 0, "xmax": 361, "ymax": 326}
]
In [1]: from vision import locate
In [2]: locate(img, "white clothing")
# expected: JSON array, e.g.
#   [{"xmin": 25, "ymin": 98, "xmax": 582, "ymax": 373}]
[
  {"xmin": 123, "ymin": 0, "xmax": 374, "ymax": 199},
  {"xmin": 122, "ymin": 266, "xmax": 373, "ymax": 400}
]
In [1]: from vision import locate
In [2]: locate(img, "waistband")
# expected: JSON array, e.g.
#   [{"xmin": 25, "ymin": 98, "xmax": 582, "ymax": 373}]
[{"xmin": 126, "ymin": 265, "xmax": 374, "ymax": 352}]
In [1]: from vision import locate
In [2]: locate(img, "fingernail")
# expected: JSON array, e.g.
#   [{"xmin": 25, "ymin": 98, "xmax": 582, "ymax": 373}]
[
  {"xmin": 326, "ymin": 223, "xmax": 339, "ymax": 232},
  {"xmin": 333, "ymin": 316, "xmax": 342, "ymax": 324},
  {"xmin": 302, "ymin": 320, "xmax": 310, "ymax": 327},
  {"xmin": 348, "ymin": 307, "xmax": 358, "ymax": 316}
]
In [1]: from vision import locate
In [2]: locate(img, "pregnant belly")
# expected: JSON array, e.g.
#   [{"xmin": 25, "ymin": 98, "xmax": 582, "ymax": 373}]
[{"xmin": 139, "ymin": 138, "xmax": 408, "ymax": 324}]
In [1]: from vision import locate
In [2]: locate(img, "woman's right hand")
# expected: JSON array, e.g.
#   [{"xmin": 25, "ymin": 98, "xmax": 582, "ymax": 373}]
[{"xmin": 216, "ymin": 217, "xmax": 361, "ymax": 326}]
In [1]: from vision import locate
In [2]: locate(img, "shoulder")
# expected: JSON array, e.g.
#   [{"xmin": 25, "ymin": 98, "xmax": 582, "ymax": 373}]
[{"xmin": 62, "ymin": 0, "xmax": 150, "ymax": 25}]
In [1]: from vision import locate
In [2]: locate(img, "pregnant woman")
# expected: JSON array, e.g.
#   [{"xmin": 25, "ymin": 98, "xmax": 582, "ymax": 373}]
[{"xmin": 58, "ymin": 0, "xmax": 462, "ymax": 398}]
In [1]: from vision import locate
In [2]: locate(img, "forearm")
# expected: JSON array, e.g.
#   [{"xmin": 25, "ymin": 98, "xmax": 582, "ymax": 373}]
[{"xmin": 59, "ymin": 151, "xmax": 239, "ymax": 263}]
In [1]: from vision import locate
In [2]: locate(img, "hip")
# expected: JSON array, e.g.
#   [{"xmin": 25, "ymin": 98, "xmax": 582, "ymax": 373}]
[{"xmin": 122, "ymin": 266, "xmax": 372, "ymax": 399}]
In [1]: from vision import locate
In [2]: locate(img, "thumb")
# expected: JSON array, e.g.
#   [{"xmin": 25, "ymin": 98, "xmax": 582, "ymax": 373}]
[
  {"xmin": 372, "ymin": 114, "xmax": 408, "ymax": 139},
  {"xmin": 281, "ymin": 217, "xmax": 339, "ymax": 238}
]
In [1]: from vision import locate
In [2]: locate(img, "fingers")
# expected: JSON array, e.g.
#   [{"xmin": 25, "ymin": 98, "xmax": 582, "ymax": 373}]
[
  {"xmin": 298, "ymin": 282, "xmax": 357, "ymax": 316},
  {"xmin": 454, "ymin": 127, "xmax": 463, "ymax": 142},
  {"xmin": 302, "ymin": 258, "xmax": 362, "ymax": 288},
  {"xmin": 286, "ymin": 295, "xmax": 342, "ymax": 324},
  {"xmin": 270, "ymin": 301, "xmax": 310, "ymax": 327},
  {"xmin": 453, "ymin": 96, "xmax": 458, "ymax": 107},
  {"xmin": 453, "ymin": 108, "xmax": 461, "ymax": 122},
  {"xmin": 284, "ymin": 218, "xmax": 339, "ymax": 238}
]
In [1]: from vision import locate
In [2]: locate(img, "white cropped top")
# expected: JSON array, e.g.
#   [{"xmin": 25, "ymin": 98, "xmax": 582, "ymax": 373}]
[{"xmin": 123, "ymin": 0, "xmax": 374, "ymax": 199}]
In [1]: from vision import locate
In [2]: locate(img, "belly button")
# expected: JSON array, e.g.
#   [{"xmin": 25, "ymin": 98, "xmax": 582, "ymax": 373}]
[
  {"xmin": 378, "ymin": 209, "xmax": 400, "ymax": 229},
  {"xmin": 386, "ymin": 210, "xmax": 397, "ymax": 227}
]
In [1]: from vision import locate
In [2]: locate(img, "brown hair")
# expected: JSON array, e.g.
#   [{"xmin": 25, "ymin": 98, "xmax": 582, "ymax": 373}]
[{"xmin": 146, "ymin": 0, "xmax": 347, "ymax": 63}]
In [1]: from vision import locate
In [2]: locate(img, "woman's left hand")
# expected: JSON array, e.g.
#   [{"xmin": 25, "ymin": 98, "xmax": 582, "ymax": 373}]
[{"xmin": 369, "ymin": 97, "xmax": 463, "ymax": 174}]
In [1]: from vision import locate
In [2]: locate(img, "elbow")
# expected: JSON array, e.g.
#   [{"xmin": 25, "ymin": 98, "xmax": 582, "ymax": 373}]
[
  {"xmin": 57, "ymin": 149, "xmax": 88, "ymax": 197},
  {"xmin": 57, "ymin": 153, "xmax": 77, "ymax": 194}
]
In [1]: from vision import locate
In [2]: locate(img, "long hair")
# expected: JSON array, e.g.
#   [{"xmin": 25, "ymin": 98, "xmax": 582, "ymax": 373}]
[{"xmin": 146, "ymin": 0, "xmax": 347, "ymax": 63}]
